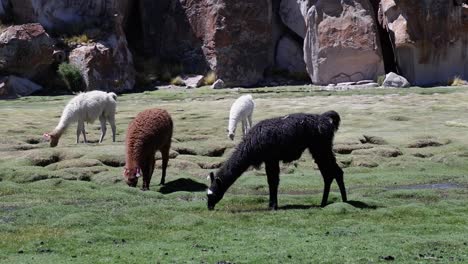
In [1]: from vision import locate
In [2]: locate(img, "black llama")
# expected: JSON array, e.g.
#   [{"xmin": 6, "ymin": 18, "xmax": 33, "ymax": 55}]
[{"xmin": 207, "ymin": 111, "xmax": 347, "ymax": 210}]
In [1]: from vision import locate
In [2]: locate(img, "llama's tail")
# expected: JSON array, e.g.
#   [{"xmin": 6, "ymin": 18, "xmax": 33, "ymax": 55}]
[
  {"xmin": 322, "ymin": 110, "xmax": 340, "ymax": 132},
  {"xmin": 108, "ymin": 92, "xmax": 117, "ymax": 101}
]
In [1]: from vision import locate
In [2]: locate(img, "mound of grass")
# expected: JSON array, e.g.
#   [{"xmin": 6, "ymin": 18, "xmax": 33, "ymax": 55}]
[
  {"xmin": 203, "ymin": 71, "xmax": 217, "ymax": 86},
  {"xmin": 170, "ymin": 76, "xmax": 184, "ymax": 86}
]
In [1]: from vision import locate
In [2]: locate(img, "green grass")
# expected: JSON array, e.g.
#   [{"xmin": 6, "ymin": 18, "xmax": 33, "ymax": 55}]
[{"xmin": 1, "ymin": 86, "xmax": 468, "ymax": 263}]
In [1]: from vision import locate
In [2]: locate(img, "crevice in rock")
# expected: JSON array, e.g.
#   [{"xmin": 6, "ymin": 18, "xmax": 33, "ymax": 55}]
[{"xmin": 369, "ymin": 0, "xmax": 398, "ymax": 74}]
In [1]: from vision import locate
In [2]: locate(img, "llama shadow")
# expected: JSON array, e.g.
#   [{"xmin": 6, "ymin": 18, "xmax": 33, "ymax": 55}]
[
  {"xmin": 278, "ymin": 200, "xmax": 378, "ymax": 210},
  {"xmin": 279, "ymin": 204, "xmax": 320, "ymax": 210},
  {"xmin": 158, "ymin": 178, "xmax": 207, "ymax": 194},
  {"xmin": 346, "ymin": 200, "xmax": 379, "ymax": 209}
]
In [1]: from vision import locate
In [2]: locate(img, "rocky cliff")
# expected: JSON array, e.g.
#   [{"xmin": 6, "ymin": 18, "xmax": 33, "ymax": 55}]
[{"xmin": 0, "ymin": 0, "xmax": 467, "ymax": 92}]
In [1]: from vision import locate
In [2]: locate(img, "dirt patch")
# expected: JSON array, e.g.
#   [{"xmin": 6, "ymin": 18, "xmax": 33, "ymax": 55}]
[
  {"xmin": 408, "ymin": 138, "xmax": 450, "ymax": 148},
  {"xmin": 204, "ymin": 147, "xmax": 226, "ymax": 157},
  {"xmin": 352, "ymin": 158, "xmax": 379, "ymax": 168},
  {"xmin": 14, "ymin": 144, "xmax": 38, "ymax": 151},
  {"xmin": 334, "ymin": 144, "xmax": 373, "ymax": 154},
  {"xmin": 389, "ymin": 115, "xmax": 410, "ymax": 121},
  {"xmin": 173, "ymin": 135, "xmax": 209, "ymax": 142},
  {"xmin": 197, "ymin": 161, "xmax": 224, "ymax": 169},
  {"xmin": 385, "ymin": 183, "xmax": 461, "ymax": 190},
  {"xmin": 353, "ymin": 147, "xmax": 403, "ymax": 158},
  {"xmin": 156, "ymin": 159, "xmax": 200, "ymax": 170},
  {"xmin": 359, "ymin": 135, "xmax": 387, "ymax": 145},
  {"xmin": 25, "ymin": 137, "xmax": 41, "ymax": 144},
  {"xmin": 46, "ymin": 159, "xmax": 103, "ymax": 170},
  {"xmin": 412, "ymin": 153, "xmax": 434, "ymax": 158},
  {"xmin": 27, "ymin": 152, "xmax": 61, "ymax": 167},
  {"xmin": 173, "ymin": 146, "xmax": 197, "ymax": 155}
]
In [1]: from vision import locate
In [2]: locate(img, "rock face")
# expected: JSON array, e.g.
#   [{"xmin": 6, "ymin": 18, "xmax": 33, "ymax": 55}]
[
  {"xmin": 8, "ymin": 0, "xmax": 132, "ymax": 34},
  {"xmin": 304, "ymin": 0, "xmax": 385, "ymax": 85},
  {"xmin": 279, "ymin": 0, "xmax": 313, "ymax": 38},
  {"xmin": 275, "ymin": 34, "xmax": 307, "ymax": 75},
  {"xmin": 0, "ymin": 23, "xmax": 55, "ymax": 80},
  {"xmin": 382, "ymin": 72, "xmax": 410, "ymax": 88},
  {"xmin": 379, "ymin": 0, "xmax": 468, "ymax": 86},
  {"xmin": 69, "ymin": 33, "xmax": 135, "ymax": 92},
  {"xmin": 0, "ymin": 75, "xmax": 42, "ymax": 99},
  {"xmin": 136, "ymin": 0, "xmax": 273, "ymax": 87}
]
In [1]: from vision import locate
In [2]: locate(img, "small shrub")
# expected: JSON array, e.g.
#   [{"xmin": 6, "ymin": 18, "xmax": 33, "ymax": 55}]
[
  {"xmin": 377, "ymin": 75, "xmax": 386, "ymax": 86},
  {"xmin": 64, "ymin": 34, "xmax": 90, "ymax": 45},
  {"xmin": 57, "ymin": 63, "xmax": 85, "ymax": 93},
  {"xmin": 170, "ymin": 76, "xmax": 184, "ymax": 86},
  {"xmin": 203, "ymin": 71, "xmax": 217, "ymax": 86},
  {"xmin": 450, "ymin": 76, "xmax": 468, "ymax": 86}
]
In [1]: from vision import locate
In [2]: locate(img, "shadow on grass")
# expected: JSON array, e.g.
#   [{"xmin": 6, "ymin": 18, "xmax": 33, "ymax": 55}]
[
  {"xmin": 346, "ymin": 200, "xmax": 379, "ymax": 209},
  {"xmin": 159, "ymin": 178, "xmax": 207, "ymax": 194},
  {"xmin": 279, "ymin": 204, "xmax": 320, "ymax": 210},
  {"xmin": 279, "ymin": 200, "xmax": 379, "ymax": 210}
]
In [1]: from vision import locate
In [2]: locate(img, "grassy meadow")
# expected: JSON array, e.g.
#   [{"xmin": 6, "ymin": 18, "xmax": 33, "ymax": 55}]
[{"xmin": 0, "ymin": 86, "xmax": 467, "ymax": 263}]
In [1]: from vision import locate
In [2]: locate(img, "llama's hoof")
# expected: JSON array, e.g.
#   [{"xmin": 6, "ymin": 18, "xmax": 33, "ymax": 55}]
[
  {"xmin": 269, "ymin": 205, "xmax": 278, "ymax": 211},
  {"xmin": 141, "ymin": 187, "xmax": 149, "ymax": 191}
]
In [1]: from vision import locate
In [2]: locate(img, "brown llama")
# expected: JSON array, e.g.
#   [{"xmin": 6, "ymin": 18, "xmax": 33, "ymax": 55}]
[{"xmin": 123, "ymin": 108, "xmax": 173, "ymax": 190}]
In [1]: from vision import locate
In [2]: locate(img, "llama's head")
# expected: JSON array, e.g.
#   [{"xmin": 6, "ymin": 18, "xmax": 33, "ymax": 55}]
[
  {"xmin": 227, "ymin": 128, "xmax": 235, "ymax": 141},
  {"xmin": 123, "ymin": 167, "xmax": 141, "ymax": 187},
  {"xmin": 43, "ymin": 133, "xmax": 59, "ymax": 147},
  {"xmin": 207, "ymin": 172, "xmax": 224, "ymax": 210}
]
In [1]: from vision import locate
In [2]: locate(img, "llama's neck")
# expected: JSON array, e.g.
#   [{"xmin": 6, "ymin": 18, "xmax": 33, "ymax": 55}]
[
  {"xmin": 216, "ymin": 145, "xmax": 253, "ymax": 193},
  {"xmin": 51, "ymin": 122, "xmax": 66, "ymax": 137}
]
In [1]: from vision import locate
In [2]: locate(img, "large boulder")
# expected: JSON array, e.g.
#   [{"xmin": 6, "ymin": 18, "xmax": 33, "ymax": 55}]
[
  {"xmin": 275, "ymin": 34, "xmax": 307, "ymax": 75},
  {"xmin": 279, "ymin": 0, "xmax": 313, "ymax": 38},
  {"xmin": 0, "ymin": 75, "xmax": 42, "ymax": 99},
  {"xmin": 69, "ymin": 33, "xmax": 135, "ymax": 92},
  {"xmin": 304, "ymin": 0, "xmax": 385, "ymax": 85},
  {"xmin": 137, "ymin": 0, "xmax": 273, "ymax": 87},
  {"xmin": 382, "ymin": 72, "xmax": 410, "ymax": 88},
  {"xmin": 379, "ymin": 0, "xmax": 468, "ymax": 86},
  {"xmin": 0, "ymin": 23, "xmax": 55, "ymax": 80},
  {"xmin": 8, "ymin": 0, "xmax": 132, "ymax": 34}
]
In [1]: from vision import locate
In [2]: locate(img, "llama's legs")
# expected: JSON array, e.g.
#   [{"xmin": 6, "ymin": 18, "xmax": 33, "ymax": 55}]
[
  {"xmin": 98, "ymin": 115, "xmax": 107, "ymax": 143},
  {"xmin": 310, "ymin": 146, "xmax": 347, "ymax": 207},
  {"xmin": 241, "ymin": 119, "xmax": 247, "ymax": 135},
  {"xmin": 76, "ymin": 121, "xmax": 86, "ymax": 143},
  {"xmin": 321, "ymin": 177, "xmax": 333, "ymax": 207},
  {"xmin": 141, "ymin": 156, "xmax": 155, "ymax": 191},
  {"xmin": 160, "ymin": 144, "xmax": 170, "ymax": 185},
  {"xmin": 265, "ymin": 160, "xmax": 280, "ymax": 210},
  {"xmin": 76, "ymin": 123, "xmax": 81, "ymax": 143},
  {"xmin": 247, "ymin": 114, "xmax": 253, "ymax": 131},
  {"xmin": 81, "ymin": 121, "xmax": 87, "ymax": 143},
  {"xmin": 335, "ymin": 168, "xmax": 347, "ymax": 203},
  {"xmin": 108, "ymin": 116, "xmax": 116, "ymax": 142}
]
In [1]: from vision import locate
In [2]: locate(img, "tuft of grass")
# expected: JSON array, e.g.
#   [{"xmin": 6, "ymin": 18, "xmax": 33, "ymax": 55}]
[
  {"xmin": 377, "ymin": 75, "xmax": 385, "ymax": 86},
  {"xmin": 170, "ymin": 76, "xmax": 184, "ymax": 86},
  {"xmin": 449, "ymin": 76, "xmax": 468, "ymax": 86},
  {"xmin": 57, "ymin": 63, "xmax": 85, "ymax": 93},
  {"xmin": 203, "ymin": 71, "xmax": 217, "ymax": 86},
  {"xmin": 63, "ymin": 34, "xmax": 90, "ymax": 45}
]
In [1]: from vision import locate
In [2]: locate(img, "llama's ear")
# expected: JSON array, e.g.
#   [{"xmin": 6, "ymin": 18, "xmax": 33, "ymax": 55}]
[
  {"xmin": 209, "ymin": 172, "xmax": 215, "ymax": 183},
  {"xmin": 43, "ymin": 133, "xmax": 51, "ymax": 141}
]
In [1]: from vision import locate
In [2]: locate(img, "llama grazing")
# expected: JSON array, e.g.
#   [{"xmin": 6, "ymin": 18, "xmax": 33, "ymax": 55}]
[
  {"xmin": 123, "ymin": 108, "xmax": 173, "ymax": 190},
  {"xmin": 227, "ymin": 94, "xmax": 254, "ymax": 140},
  {"xmin": 43, "ymin": 90, "xmax": 117, "ymax": 147},
  {"xmin": 207, "ymin": 111, "xmax": 347, "ymax": 210}
]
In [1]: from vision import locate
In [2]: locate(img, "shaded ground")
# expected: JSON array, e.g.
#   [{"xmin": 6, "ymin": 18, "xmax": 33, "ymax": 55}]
[{"xmin": 0, "ymin": 86, "xmax": 468, "ymax": 263}]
